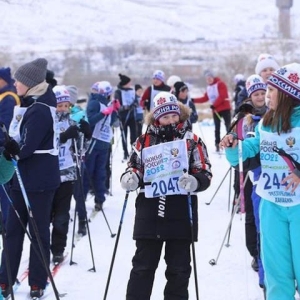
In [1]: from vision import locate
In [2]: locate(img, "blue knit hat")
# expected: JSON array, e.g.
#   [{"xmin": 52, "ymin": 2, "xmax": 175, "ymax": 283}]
[{"xmin": 0, "ymin": 67, "xmax": 12, "ymax": 84}]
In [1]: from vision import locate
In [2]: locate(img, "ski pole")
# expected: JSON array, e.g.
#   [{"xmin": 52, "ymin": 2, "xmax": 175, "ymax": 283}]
[
  {"xmin": 205, "ymin": 167, "xmax": 231, "ymax": 205},
  {"xmin": 71, "ymin": 137, "xmax": 96, "ymax": 272},
  {"xmin": 103, "ymin": 191, "xmax": 130, "ymax": 300},
  {"xmin": 209, "ymin": 172, "xmax": 249, "ymax": 265},
  {"xmin": 81, "ymin": 158, "xmax": 116, "ymax": 238},
  {"xmin": 0, "ymin": 192, "xmax": 15, "ymax": 300},
  {"xmin": 197, "ymin": 122, "xmax": 206, "ymax": 145},
  {"xmin": 11, "ymin": 159, "xmax": 62, "ymax": 299},
  {"xmin": 228, "ymin": 167, "xmax": 233, "ymax": 212},
  {"xmin": 183, "ymin": 169, "xmax": 199, "ymax": 300},
  {"xmin": 0, "ymin": 123, "xmax": 62, "ymax": 299}
]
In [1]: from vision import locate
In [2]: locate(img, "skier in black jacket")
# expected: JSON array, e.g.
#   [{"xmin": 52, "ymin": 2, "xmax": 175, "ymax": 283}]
[{"xmin": 120, "ymin": 91, "xmax": 212, "ymax": 300}]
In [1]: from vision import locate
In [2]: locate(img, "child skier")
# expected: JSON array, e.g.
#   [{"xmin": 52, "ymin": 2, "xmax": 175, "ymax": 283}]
[
  {"xmin": 120, "ymin": 91, "xmax": 212, "ymax": 299},
  {"xmin": 50, "ymin": 85, "xmax": 91, "ymax": 264}
]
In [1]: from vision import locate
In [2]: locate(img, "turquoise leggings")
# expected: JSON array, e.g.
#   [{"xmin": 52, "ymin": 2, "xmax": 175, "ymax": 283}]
[{"xmin": 260, "ymin": 200, "xmax": 300, "ymax": 300}]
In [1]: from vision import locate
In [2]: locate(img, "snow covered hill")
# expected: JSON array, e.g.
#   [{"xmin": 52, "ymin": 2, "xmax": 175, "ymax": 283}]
[{"xmin": 1, "ymin": 0, "xmax": 300, "ymax": 53}]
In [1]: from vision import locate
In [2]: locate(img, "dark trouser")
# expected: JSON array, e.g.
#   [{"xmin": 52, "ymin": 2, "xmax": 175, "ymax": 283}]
[
  {"xmin": 234, "ymin": 170, "xmax": 258, "ymax": 258},
  {"xmin": 0, "ymin": 183, "xmax": 10, "ymax": 228},
  {"xmin": 120, "ymin": 110, "xmax": 137, "ymax": 158},
  {"xmin": 213, "ymin": 109, "xmax": 231, "ymax": 145},
  {"xmin": 51, "ymin": 181, "xmax": 74, "ymax": 255},
  {"xmin": 0, "ymin": 189, "xmax": 54, "ymax": 289},
  {"xmin": 126, "ymin": 239, "xmax": 191, "ymax": 300},
  {"xmin": 73, "ymin": 147, "xmax": 110, "ymax": 219},
  {"xmin": 105, "ymin": 145, "xmax": 112, "ymax": 192}
]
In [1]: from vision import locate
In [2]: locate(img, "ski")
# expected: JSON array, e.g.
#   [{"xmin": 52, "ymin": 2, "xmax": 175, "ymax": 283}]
[
  {"xmin": 88, "ymin": 208, "xmax": 100, "ymax": 222},
  {"xmin": 28, "ymin": 253, "xmax": 69, "ymax": 299}
]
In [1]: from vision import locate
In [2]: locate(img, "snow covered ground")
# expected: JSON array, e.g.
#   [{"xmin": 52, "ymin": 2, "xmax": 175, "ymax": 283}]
[{"xmin": 10, "ymin": 121, "xmax": 266, "ymax": 299}]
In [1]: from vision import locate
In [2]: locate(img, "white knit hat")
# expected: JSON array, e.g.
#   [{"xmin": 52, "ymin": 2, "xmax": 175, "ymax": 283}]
[
  {"xmin": 152, "ymin": 92, "xmax": 180, "ymax": 120},
  {"xmin": 255, "ymin": 53, "xmax": 280, "ymax": 75},
  {"xmin": 53, "ymin": 85, "xmax": 71, "ymax": 104},
  {"xmin": 267, "ymin": 63, "xmax": 300, "ymax": 101},
  {"xmin": 246, "ymin": 75, "xmax": 266, "ymax": 97}
]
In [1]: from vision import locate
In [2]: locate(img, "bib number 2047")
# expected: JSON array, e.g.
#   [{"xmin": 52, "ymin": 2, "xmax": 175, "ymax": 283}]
[{"xmin": 152, "ymin": 177, "xmax": 180, "ymax": 197}]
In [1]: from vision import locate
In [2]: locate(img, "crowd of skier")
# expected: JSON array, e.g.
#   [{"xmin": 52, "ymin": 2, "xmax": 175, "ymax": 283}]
[{"xmin": 0, "ymin": 53, "xmax": 299, "ymax": 299}]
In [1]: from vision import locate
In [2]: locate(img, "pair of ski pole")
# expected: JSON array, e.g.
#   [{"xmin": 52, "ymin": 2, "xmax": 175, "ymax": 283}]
[
  {"xmin": 103, "ymin": 177, "xmax": 200, "ymax": 300},
  {"xmin": 0, "ymin": 123, "xmax": 64, "ymax": 299}
]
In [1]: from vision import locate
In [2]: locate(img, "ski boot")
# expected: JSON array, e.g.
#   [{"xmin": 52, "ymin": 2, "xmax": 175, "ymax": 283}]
[
  {"xmin": 30, "ymin": 285, "xmax": 44, "ymax": 299},
  {"xmin": 78, "ymin": 219, "xmax": 87, "ymax": 236}
]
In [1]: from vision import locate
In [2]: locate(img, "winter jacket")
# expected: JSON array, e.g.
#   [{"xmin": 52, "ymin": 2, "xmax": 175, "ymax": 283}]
[
  {"xmin": 235, "ymin": 86, "xmax": 248, "ymax": 114},
  {"xmin": 114, "ymin": 85, "xmax": 136, "ymax": 122},
  {"xmin": 178, "ymin": 97, "xmax": 198, "ymax": 124},
  {"xmin": 140, "ymin": 83, "xmax": 171, "ymax": 111},
  {"xmin": 225, "ymin": 105, "xmax": 300, "ymax": 206},
  {"xmin": 11, "ymin": 84, "xmax": 60, "ymax": 192},
  {"xmin": 124, "ymin": 103, "xmax": 212, "ymax": 241},
  {"xmin": 0, "ymin": 84, "xmax": 20, "ymax": 148},
  {"xmin": 193, "ymin": 77, "xmax": 231, "ymax": 113},
  {"xmin": 86, "ymin": 93, "xmax": 117, "ymax": 151}
]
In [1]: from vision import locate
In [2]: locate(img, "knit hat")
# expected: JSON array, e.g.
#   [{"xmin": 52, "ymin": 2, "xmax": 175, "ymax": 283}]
[
  {"xmin": 65, "ymin": 85, "xmax": 78, "ymax": 105},
  {"xmin": 167, "ymin": 75, "xmax": 181, "ymax": 87},
  {"xmin": 14, "ymin": 58, "xmax": 47, "ymax": 88},
  {"xmin": 46, "ymin": 69, "xmax": 57, "ymax": 88},
  {"xmin": 255, "ymin": 53, "xmax": 280, "ymax": 75},
  {"xmin": 97, "ymin": 81, "xmax": 113, "ymax": 97},
  {"xmin": 91, "ymin": 81, "xmax": 100, "ymax": 92},
  {"xmin": 234, "ymin": 74, "xmax": 245, "ymax": 84},
  {"xmin": 152, "ymin": 92, "xmax": 180, "ymax": 120},
  {"xmin": 203, "ymin": 69, "xmax": 215, "ymax": 78},
  {"xmin": 152, "ymin": 70, "xmax": 165, "ymax": 82},
  {"xmin": 173, "ymin": 81, "xmax": 188, "ymax": 98},
  {"xmin": 267, "ymin": 63, "xmax": 300, "ymax": 101},
  {"xmin": 118, "ymin": 73, "xmax": 131, "ymax": 86},
  {"xmin": 53, "ymin": 85, "xmax": 71, "ymax": 104},
  {"xmin": 246, "ymin": 75, "xmax": 266, "ymax": 97},
  {"xmin": 135, "ymin": 84, "xmax": 142, "ymax": 91},
  {"xmin": 0, "ymin": 67, "xmax": 12, "ymax": 84}
]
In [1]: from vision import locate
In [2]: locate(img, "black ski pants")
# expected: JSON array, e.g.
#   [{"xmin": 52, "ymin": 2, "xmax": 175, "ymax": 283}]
[
  {"xmin": 51, "ymin": 181, "xmax": 74, "ymax": 255},
  {"xmin": 126, "ymin": 239, "xmax": 191, "ymax": 300},
  {"xmin": 213, "ymin": 109, "xmax": 231, "ymax": 146}
]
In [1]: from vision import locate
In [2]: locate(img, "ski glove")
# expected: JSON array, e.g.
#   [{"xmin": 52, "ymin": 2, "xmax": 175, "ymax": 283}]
[
  {"xmin": 3, "ymin": 138, "xmax": 20, "ymax": 160},
  {"xmin": 120, "ymin": 171, "xmax": 139, "ymax": 191},
  {"xmin": 210, "ymin": 105, "xmax": 215, "ymax": 110},
  {"xmin": 79, "ymin": 119, "xmax": 92, "ymax": 140},
  {"xmin": 101, "ymin": 105, "xmax": 114, "ymax": 116},
  {"xmin": 178, "ymin": 174, "xmax": 198, "ymax": 192},
  {"xmin": 60, "ymin": 125, "xmax": 79, "ymax": 143},
  {"xmin": 113, "ymin": 99, "xmax": 121, "ymax": 111}
]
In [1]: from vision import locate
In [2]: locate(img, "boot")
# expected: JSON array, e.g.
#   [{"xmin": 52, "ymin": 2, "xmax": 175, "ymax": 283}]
[
  {"xmin": 30, "ymin": 285, "xmax": 44, "ymax": 298},
  {"xmin": 52, "ymin": 253, "xmax": 64, "ymax": 265},
  {"xmin": 251, "ymin": 256, "xmax": 259, "ymax": 272},
  {"xmin": 78, "ymin": 219, "xmax": 87, "ymax": 236}
]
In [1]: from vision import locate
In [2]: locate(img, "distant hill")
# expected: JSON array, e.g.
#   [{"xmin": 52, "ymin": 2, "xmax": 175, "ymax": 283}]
[{"xmin": 1, "ymin": 0, "xmax": 299, "ymax": 53}]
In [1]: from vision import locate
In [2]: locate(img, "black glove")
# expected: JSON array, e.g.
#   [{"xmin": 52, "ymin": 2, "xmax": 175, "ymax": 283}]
[
  {"xmin": 210, "ymin": 105, "xmax": 215, "ymax": 110},
  {"xmin": 60, "ymin": 125, "xmax": 79, "ymax": 143},
  {"xmin": 79, "ymin": 119, "xmax": 92, "ymax": 140},
  {"xmin": 3, "ymin": 138, "xmax": 20, "ymax": 160}
]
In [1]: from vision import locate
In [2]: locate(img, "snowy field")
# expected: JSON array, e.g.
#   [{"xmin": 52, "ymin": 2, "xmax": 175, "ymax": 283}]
[{"xmin": 9, "ymin": 121, "xmax": 267, "ymax": 299}]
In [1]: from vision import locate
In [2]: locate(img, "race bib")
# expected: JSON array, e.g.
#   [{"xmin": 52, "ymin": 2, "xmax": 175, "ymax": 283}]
[{"xmin": 142, "ymin": 139, "xmax": 189, "ymax": 198}]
